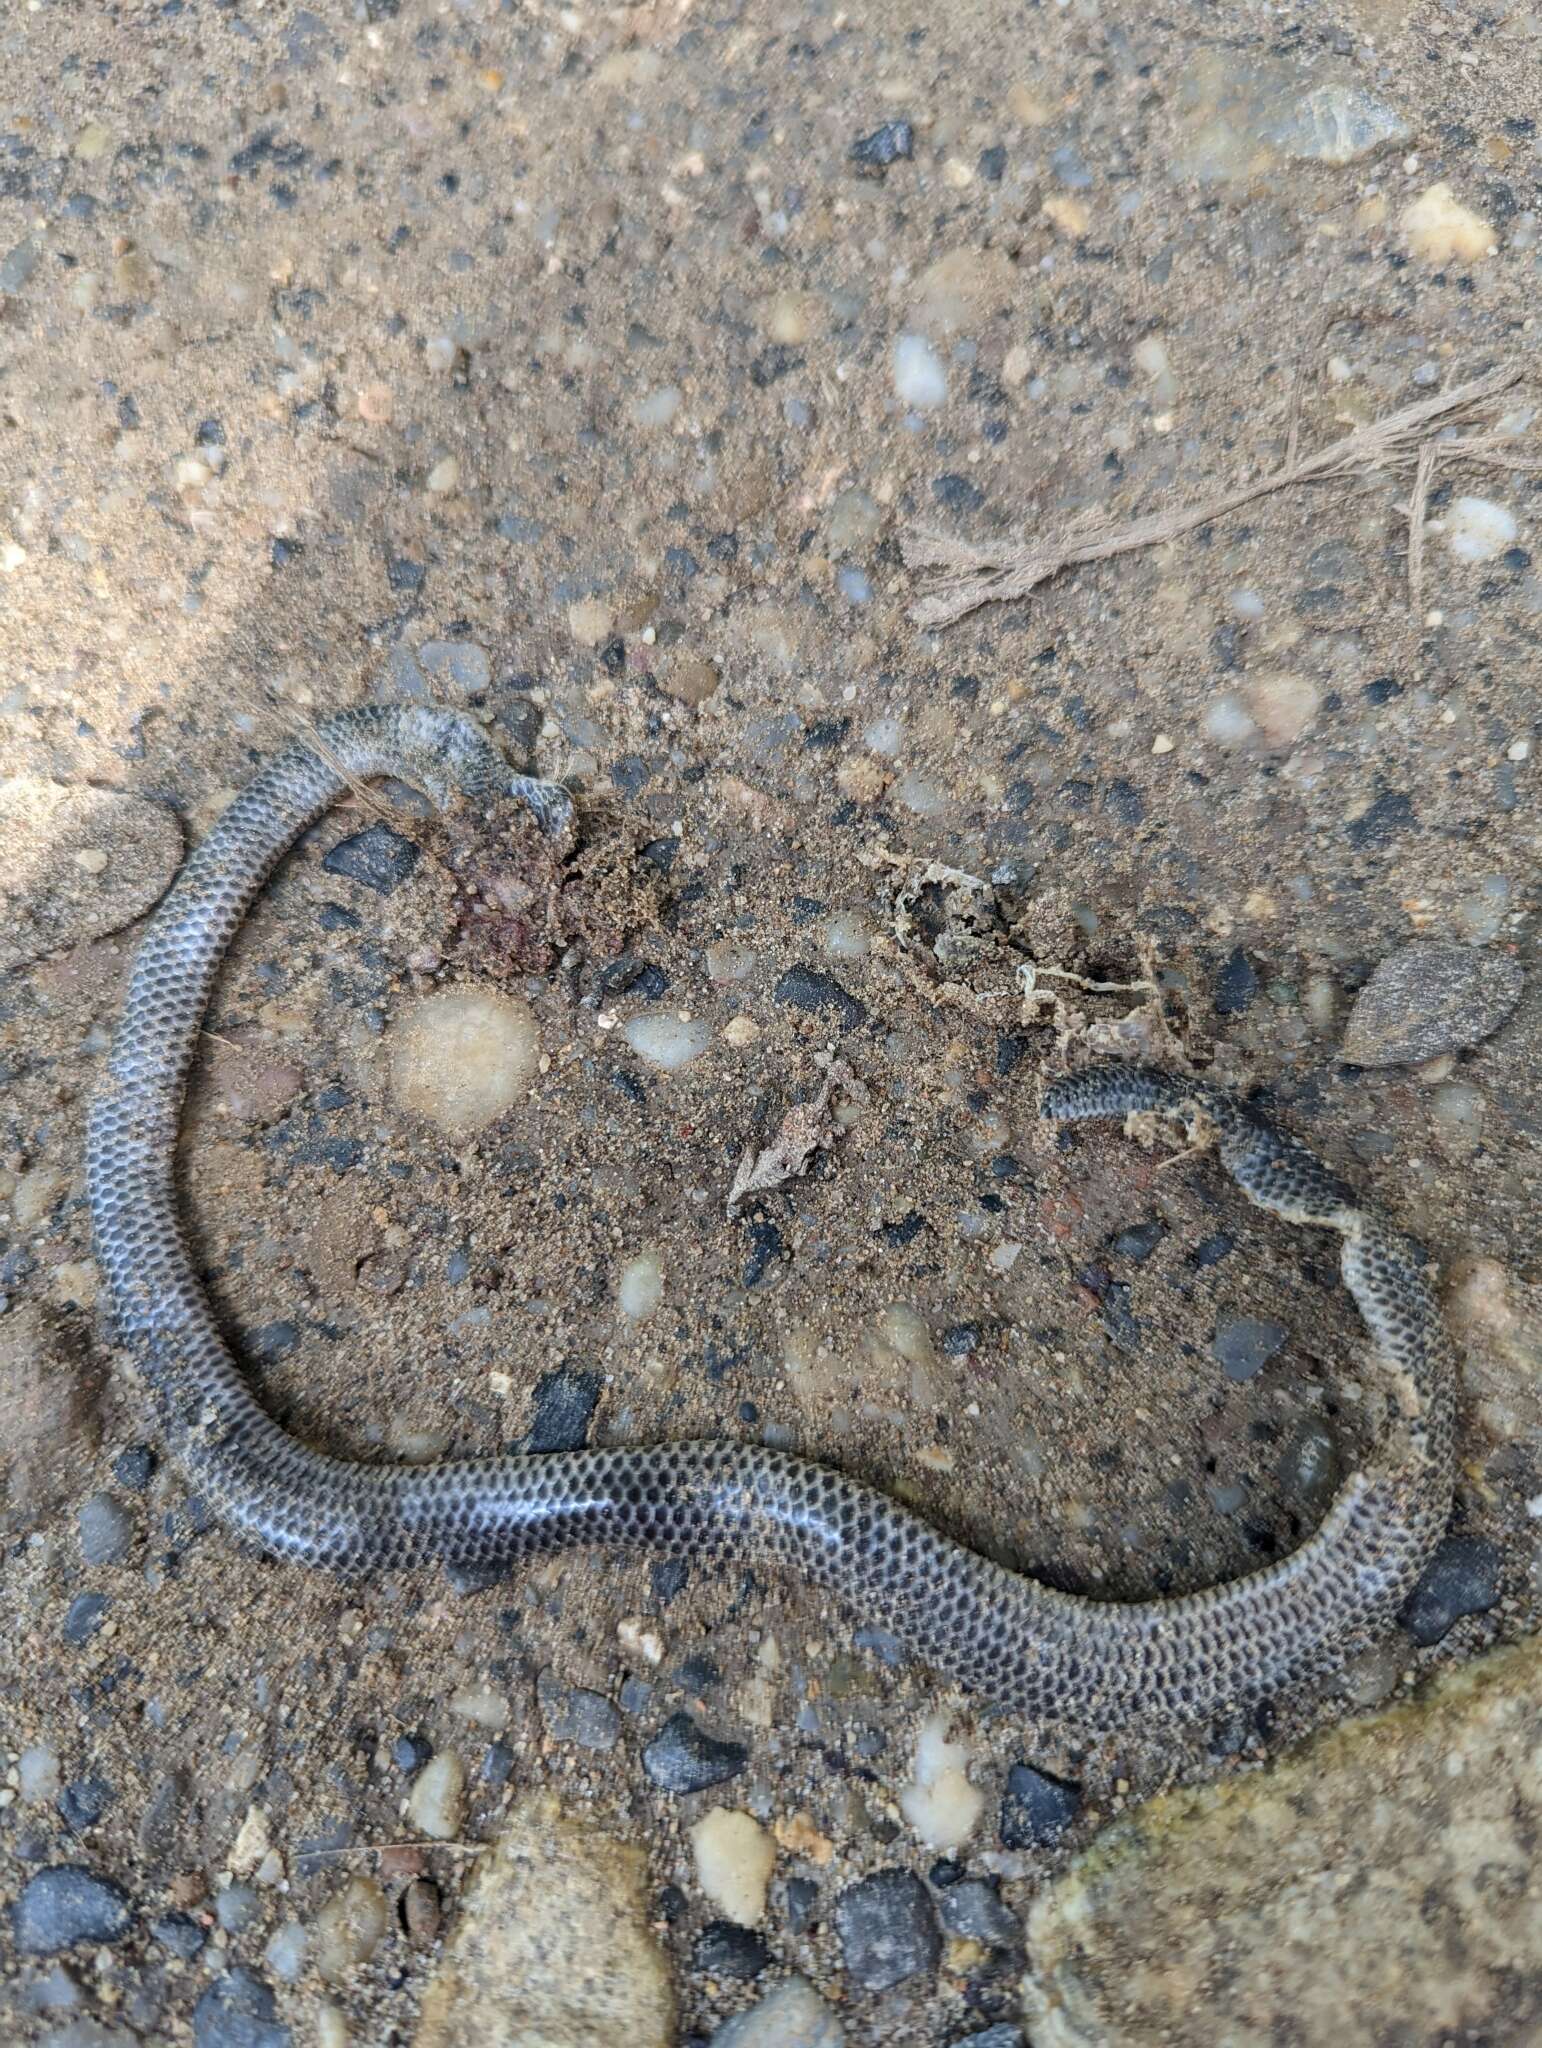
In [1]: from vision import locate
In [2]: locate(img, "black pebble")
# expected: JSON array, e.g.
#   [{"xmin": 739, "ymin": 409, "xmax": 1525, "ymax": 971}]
[
  {"xmin": 392, "ymin": 1733, "xmax": 431, "ymax": 1773},
  {"xmin": 742, "ymin": 1217, "xmax": 785, "ymax": 1288},
  {"xmin": 693, "ymin": 1920, "xmax": 769, "ymax": 1979},
  {"xmin": 62, "ymin": 1593, "xmax": 110, "ymax": 1646},
  {"xmin": 1103, "ymin": 777, "xmax": 1145, "ymax": 826},
  {"xmin": 641, "ymin": 1712, "xmax": 747, "ymax": 1793},
  {"xmin": 193, "ymin": 1964, "xmax": 291, "ymax": 2048},
  {"xmin": 113, "ymin": 1445, "xmax": 155, "ymax": 1491},
  {"xmin": 978, "ymin": 143, "xmax": 1008, "ymax": 182},
  {"xmin": 1346, "ymin": 789, "xmax": 1416, "ymax": 850},
  {"xmin": 1109, "ymin": 1220, "xmax": 1165, "ymax": 1263},
  {"xmin": 481, "ymin": 1741, "xmax": 514, "ymax": 1787},
  {"xmin": 1214, "ymin": 946, "xmax": 1259, "ymax": 1016},
  {"xmin": 935, "ymin": 1878, "xmax": 1019, "ymax": 1947},
  {"xmin": 651, "ymin": 1557, "xmax": 690, "ymax": 1605},
  {"xmin": 152, "ymin": 1910, "xmax": 208, "ymax": 1960},
  {"xmin": 834, "ymin": 1868, "xmax": 941, "ymax": 1991},
  {"xmin": 782, "ymin": 1874, "xmax": 820, "ymax": 1933},
  {"xmin": 773, "ymin": 964, "xmax": 867, "ymax": 1032},
  {"xmin": 999, "ymin": 1762, "xmax": 1081, "ymax": 1848},
  {"xmin": 322, "ymin": 822, "xmax": 421, "ymax": 895},
  {"xmin": 849, "ymin": 120, "xmax": 914, "ymax": 171},
  {"xmin": 611, "ymin": 753, "xmax": 651, "ymax": 796},
  {"xmin": 1400, "ymin": 1535, "xmax": 1503, "ymax": 1647},
  {"xmin": 248, "ymin": 1320, "xmax": 301, "ymax": 1365},
  {"xmin": 58, "ymin": 1776, "xmax": 114, "ymax": 1831},
  {"xmin": 526, "ymin": 1368, "xmax": 601, "ymax": 1453},
  {"xmin": 933, "ymin": 473, "xmax": 985, "ymax": 514},
  {"xmin": 12, "ymin": 1864, "xmax": 133, "ymax": 1954},
  {"xmin": 386, "ymin": 554, "xmax": 426, "ymax": 593}
]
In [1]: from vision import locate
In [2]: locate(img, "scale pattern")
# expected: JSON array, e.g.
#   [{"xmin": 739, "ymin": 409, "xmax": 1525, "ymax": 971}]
[{"xmin": 85, "ymin": 708, "xmax": 1456, "ymax": 1732}]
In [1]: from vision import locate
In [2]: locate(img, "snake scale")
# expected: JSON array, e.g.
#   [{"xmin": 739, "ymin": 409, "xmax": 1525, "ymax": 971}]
[{"xmin": 86, "ymin": 706, "xmax": 1456, "ymax": 1732}]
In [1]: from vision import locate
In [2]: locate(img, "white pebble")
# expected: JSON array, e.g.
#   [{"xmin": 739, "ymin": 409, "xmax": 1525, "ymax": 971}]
[
  {"xmin": 317, "ymin": 2008, "xmax": 350, "ymax": 2048},
  {"xmin": 892, "ymin": 333, "xmax": 948, "ymax": 410},
  {"xmin": 407, "ymin": 1752, "xmax": 466, "ymax": 1841},
  {"xmin": 619, "ymin": 1252, "xmax": 665, "ymax": 1320},
  {"xmin": 863, "ymin": 716, "xmax": 905, "ymax": 757},
  {"xmin": 824, "ymin": 911, "xmax": 872, "ymax": 960},
  {"xmin": 448, "ymin": 1687, "xmax": 509, "ymax": 1730},
  {"xmin": 312, "ymin": 1876, "xmax": 390, "ymax": 1984},
  {"xmin": 1227, "ymin": 587, "xmax": 1266, "ymax": 622},
  {"xmin": 390, "ymin": 990, "xmax": 539, "ymax": 1135},
  {"xmin": 424, "ymin": 334, "xmax": 458, "ymax": 374},
  {"xmin": 622, "ymin": 1014, "xmax": 712, "ymax": 1073},
  {"xmin": 78, "ymin": 1492, "xmax": 134, "ymax": 1567},
  {"xmin": 898, "ymin": 1712, "xmax": 984, "ymax": 1851},
  {"xmin": 1203, "ymin": 694, "xmax": 1257, "ymax": 746},
  {"xmin": 689, "ymin": 1807, "xmax": 775, "ymax": 1927},
  {"xmin": 894, "ymin": 773, "xmax": 946, "ymax": 818},
  {"xmin": 425, "ymin": 456, "xmax": 460, "ymax": 495},
  {"xmin": 17, "ymin": 1746, "xmax": 60, "ymax": 1804},
  {"xmin": 1430, "ymin": 1080, "xmax": 1485, "ymax": 1158},
  {"xmin": 264, "ymin": 1921, "xmax": 308, "ymax": 1983},
  {"xmin": 1444, "ymin": 496, "xmax": 1518, "ymax": 564},
  {"xmin": 631, "ymin": 385, "xmax": 682, "ymax": 429},
  {"xmin": 706, "ymin": 942, "xmax": 757, "ymax": 983}
]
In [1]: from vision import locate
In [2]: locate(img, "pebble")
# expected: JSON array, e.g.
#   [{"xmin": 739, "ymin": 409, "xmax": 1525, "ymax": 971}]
[
  {"xmin": 192, "ymin": 1967, "xmax": 291, "ymax": 2048},
  {"xmin": 693, "ymin": 1920, "xmax": 769, "ymax": 1979},
  {"xmin": 263, "ymin": 1921, "xmax": 308, "ymax": 1983},
  {"xmin": 1400, "ymin": 1536, "xmax": 1503, "ymax": 1647},
  {"xmin": 1174, "ymin": 52, "xmax": 1408, "ymax": 183},
  {"xmin": 892, "ymin": 334, "xmax": 947, "ymax": 410},
  {"xmin": 12, "ymin": 1867, "xmax": 132, "ymax": 1954},
  {"xmin": 1214, "ymin": 948, "xmax": 1259, "ymax": 1017},
  {"xmin": 1341, "ymin": 943, "xmax": 1522, "ymax": 1067},
  {"xmin": 320, "ymin": 821, "xmax": 420, "ymax": 895},
  {"xmin": 834, "ymin": 1869, "xmax": 940, "ymax": 1990},
  {"xmin": 216, "ymin": 1884, "xmax": 260, "ymax": 1933},
  {"xmin": 850, "ymin": 120, "xmax": 913, "ymax": 171},
  {"xmin": 773, "ymin": 965, "xmax": 867, "ymax": 1032},
  {"xmin": 527, "ymin": 1368, "xmax": 601, "ymax": 1452},
  {"xmin": 62, "ymin": 1594, "xmax": 110, "ymax": 1646},
  {"xmin": 0, "ymin": 779, "xmax": 182, "ymax": 970},
  {"xmin": 450, "ymin": 1687, "xmax": 510, "ymax": 1731},
  {"xmin": 152, "ymin": 1911, "xmax": 207, "ymax": 1960},
  {"xmin": 622, "ymin": 1014, "xmax": 712, "ymax": 1072},
  {"xmin": 311, "ymin": 1875, "xmax": 390, "ymax": 1983},
  {"xmin": 619, "ymin": 1251, "xmax": 665, "ymax": 1319},
  {"xmin": 402, "ymin": 1877, "xmax": 441, "ymax": 1944},
  {"xmin": 1429, "ymin": 1081, "xmax": 1485, "ymax": 1159},
  {"xmin": 417, "ymin": 641, "xmax": 492, "ymax": 696},
  {"xmin": 709, "ymin": 1975, "xmax": 844, "ymax": 2048},
  {"xmin": 407, "ymin": 1752, "xmax": 466, "ymax": 1840},
  {"xmin": 1213, "ymin": 1318, "xmax": 1288, "ymax": 1382},
  {"xmin": 642, "ymin": 1713, "xmax": 747, "ymax": 1793},
  {"xmin": 537, "ymin": 1668, "xmax": 622, "ymax": 1751},
  {"xmin": 690, "ymin": 1807, "xmax": 775, "ymax": 1926},
  {"xmin": 935, "ymin": 1880, "xmax": 1019, "ymax": 1949},
  {"xmin": 999, "ymin": 1763, "xmax": 1082, "ymax": 1849},
  {"xmin": 391, "ymin": 989, "xmax": 539, "ymax": 1133},
  {"xmin": 951, "ymin": 2028, "xmax": 1024, "ymax": 2048},
  {"xmin": 898, "ymin": 1713, "xmax": 984, "ymax": 1851},
  {"xmin": 18, "ymin": 1746, "xmax": 61, "ymax": 1803},
  {"xmin": 1245, "ymin": 673, "xmax": 1320, "ymax": 750},
  {"xmin": 1444, "ymin": 497, "xmax": 1518, "ymax": 565},
  {"xmin": 1401, "ymin": 182, "xmax": 1496, "ymax": 264},
  {"xmin": 77, "ymin": 1492, "xmax": 134, "ymax": 1567}
]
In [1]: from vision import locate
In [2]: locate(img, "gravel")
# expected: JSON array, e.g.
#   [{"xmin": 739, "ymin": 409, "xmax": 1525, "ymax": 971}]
[
  {"xmin": 708, "ymin": 1975, "xmax": 845, "ymax": 2047},
  {"xmin": 1400, "ymin": 1536, "xmax": 1504, "ymax": 1647},
  {"xmin": 12, "ymin": 1866, "xmax": 133, "ymax": 1954},
  {"xmin": 641, "ymin": 1713, "xmax": 748, "ymax": 1794},
  {"xmin": 320, "ymin": 822, "xmax": 421, "ymax": 895},
  {"xmin": 1341, "ymin": 943, "xmax": 1524, "ymax": 1067},
  {"xmin": 772, "ymin": 965, "xmax": 867, "ymax": 1031},
  {"xmin": 526, "ymin": 1368, "xmax": 602, "ymax": 1453},
  {"xmin": 536, "ymin": 1668, "xmax": 623, "ymax": 1751},
  {"xmin": 999, "ymin": 1764, "xmax": 1082, "ymax": 1849},
  {"xmin": 77, "ymin": 1491, "xmax": 134, "ymax": 1566},
  {"xmin": 833, "ymin": 1869, "xmax": 940, "ymax": 1990},
  {"xmin": 192, "ymin": 1966, "xmax": 292, "ymax": 2048},
  {"xmin": 934, "ymin": 1878, "xmax": 1020, "ymax": 1947},
  {"xmin": 692, "ymin": 1920, "xmax": 770, "ymax": 1979},
  {"xmin": 1212, "ymin": 1318, "xmax": 1289, "ymax": 1382}
]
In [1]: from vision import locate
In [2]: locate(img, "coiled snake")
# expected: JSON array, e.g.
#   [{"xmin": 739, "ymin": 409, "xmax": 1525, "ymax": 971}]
[{"xmin": 86, "ymin": 707, "xmax": 1455, "ymax": 1732}]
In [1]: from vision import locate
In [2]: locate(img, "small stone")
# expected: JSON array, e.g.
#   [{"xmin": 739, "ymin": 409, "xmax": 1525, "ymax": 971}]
[
  {"xmin": 216, "ymin": 1885, "xmax": 260, "ymax": 1934},
  {"xmin": 12, "ymin": 1867, "xmax": 132, "ymax": 1955},
  {"xmin": 1245, "ymin": 672, "xmax": 1320, "ymax": 749},
  {"xmin": 311, "ymin": 1876, "xmax": 390, "ymax": 1983},
  {"xmin": 1400, "ymin": 1535, "xmax": 1503, "ymax": 1647},
  {"xmin": 527, "ymin": 1367, "xmax": 601, "ymax": 1452},
  {"xmin": 892, "ymin": 334, "xmax": 948, "ymax": 410},
  {"xmin": 849, "ymin": 120, "xmax": 913, "ymax": 171},
  {"xmin": 263, "ymin": 1922, "xmax": 308, "ymax": 1984},
  {"xmin": 690, "ymin": 1807, "xmax": 775, "ymax": 1926},
  {"xmin": 152, "ymin": 1911, "xmax": 207, "ymax": 1960},
  {"xmin": 1214, "ymin": 948, "xmax": 1259, "ymax": 1017},
  {"xmin": 662, "ymin": 655, "xmax": 720, "ymax": 707},
  {"xmin": 192, "ymin": 1966, "xmax": 291, "ymax": 2048},
  {"xmin": 1402, "ymin": 182, "xmax": 1496, "ymax": 264},
  {"xmin": 834, "ymin": 1869, "xmax": 940, "ymax": 1991},
  {"xmin": 642, "ymin": 1713, "xmax": 747, "ymax": 1794},
  {"xmin": 999, "ymin": 1763, "xmax": 1081, "ymax": 1849},
  {"xmin": 402, "ymin": 1877, "xmax": 441, "ymax": 1945},
  {"xmin": 899, "ymin": 1713, "xmax": 983, "ymax": 1851},
  {"xmin": 708, "ymin": 1975, "xmax": 843, "ymax": 2048},
  {"xmin": 62, "ymin": 1593, "xmax": 110, "ymax": 1646},
  {"xmin": 622, "ymin": 1014, "xmax": 712, "ymax": 1072},
  {"xmin": 357, "ymin": 382, "xmax": 393, "ymax": 423},
  {"xmin": 693, "ymin": 1920, "xmax": 770, "ymax": 1979},
  {"xmin": 632, "ymin": 386, "xmax": 682, "ymax": 429},
  {"xmin": 425, "ymin": 456, "xmax": 460, "ymax": 494},
  {"xmin": 537, "ymin": 1668, "xmax": 623, "ymax": 1751},
  {"xmin": 390, "ymin": 989, "xmax": 539, "ymax": 1134},
  {"xmin": 773, "ymin": 965, "xmax": 866, "ymax": 1032},
  {"xmin": 567, "ymin": 599, "xmax": 615, "ymax": 647},
  {"xmin": 449, "ymin": 1687, "xmax": 510, "ymax": 1731},
  {"xmin": 1175, "ymin": 52, "xmax": 1409, "ymax": 185},
  {"xmin": 1444, "ymin": 497, "xmax": 1519, "ymax": 565},
  {"xmin": 321, "ymin": 822, "xmax": 420, "ymax": 895},
  {"xmin": 1341, "ymin": 943, "xmax": 1522, "ymax": 1067},
  {"xmin": 77, "ymin": 1493, "xmax": 134, "ymax": 1567},
  {"xmin": 934, "ymin": 1880, "xmax": 1019, "ymax": 1948},
  {"xmin": 416, "ymin": 641, "xmax": 492, "ymax": 695},
  {"xmin": 415, "ymin": 1793, "xmax": 673, "ymax": 2048},
  {"xmin": 1213, "ymin": 1317, "xmax": 1288, "ymax": 1382},
  {"xmin": 18, "ymin": 1746, "xmax": 61, "ymax": 1803},
  {"xmin": 952, "ymin": 2028, "xmax": 1024, "ymax": 2048},
  {"xmin": 407, "ymin": 1752, "xmax": 466, "ymax": 1841}
]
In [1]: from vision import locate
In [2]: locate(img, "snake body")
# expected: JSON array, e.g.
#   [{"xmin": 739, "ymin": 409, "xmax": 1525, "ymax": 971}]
[{"xmin": 86, "ymin": 707, "xmax": 1455, "ymax": 1732}]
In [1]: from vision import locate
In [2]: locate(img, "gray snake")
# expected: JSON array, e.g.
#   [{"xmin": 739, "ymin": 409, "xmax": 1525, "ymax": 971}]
[{"xmin": 86, "ymin": 706, "xmax": 1456, "ymax": 1732}]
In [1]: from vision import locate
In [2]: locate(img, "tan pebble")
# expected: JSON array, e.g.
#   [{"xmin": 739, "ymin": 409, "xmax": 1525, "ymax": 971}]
[
  {"xmin": 402, "ymin": 1876, "xmax": 442, "ymax": 1944},
  {"xmin": 836, "ymin": 758, "xmax": 887, "ymax": 804},
  {"xmin": 358, "ymin": 383, "xmax": 394, "ymax": 423},
  {"xmin": 1043, "ymin": 194, "xmax": 1090, "ymax": 236},
  {"xmin": 1151, "ymin": 732, "xmax": 1174, "ymax": 755},
  {"xmin": 1401, "ymin": 182, "xmax": 1496, "ymax": 264},
  {"xmin": 772, "ymin": 1810, "xmax": 834, "ymax": 1865},
  {"xmin": 723, "ymin": 1016, "xmax": 760, "ymax": 1048},
  {"xmin": 1002, "ymin": 345, "xmax": 1032, "ymax": 388},
  {"xmin": 567, "ymin": 599, "xmax": 615, "ymax": 647},
  {"xmin": 662, "ymin": 655, "xmax": 719, "ymax": 707},
  {"xmin": 378, "ymin": 1845, "xmax": 426, "ymax": 1881},
  {"xmin": 426, "ymin": 456, "xmax": 460, "ymax": 495}
]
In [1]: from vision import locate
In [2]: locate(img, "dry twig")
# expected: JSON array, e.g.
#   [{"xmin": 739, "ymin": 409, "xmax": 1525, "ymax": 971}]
[{"xmin": 903, "ymin": 365, "xmax": 1529, "ymax": 629}]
